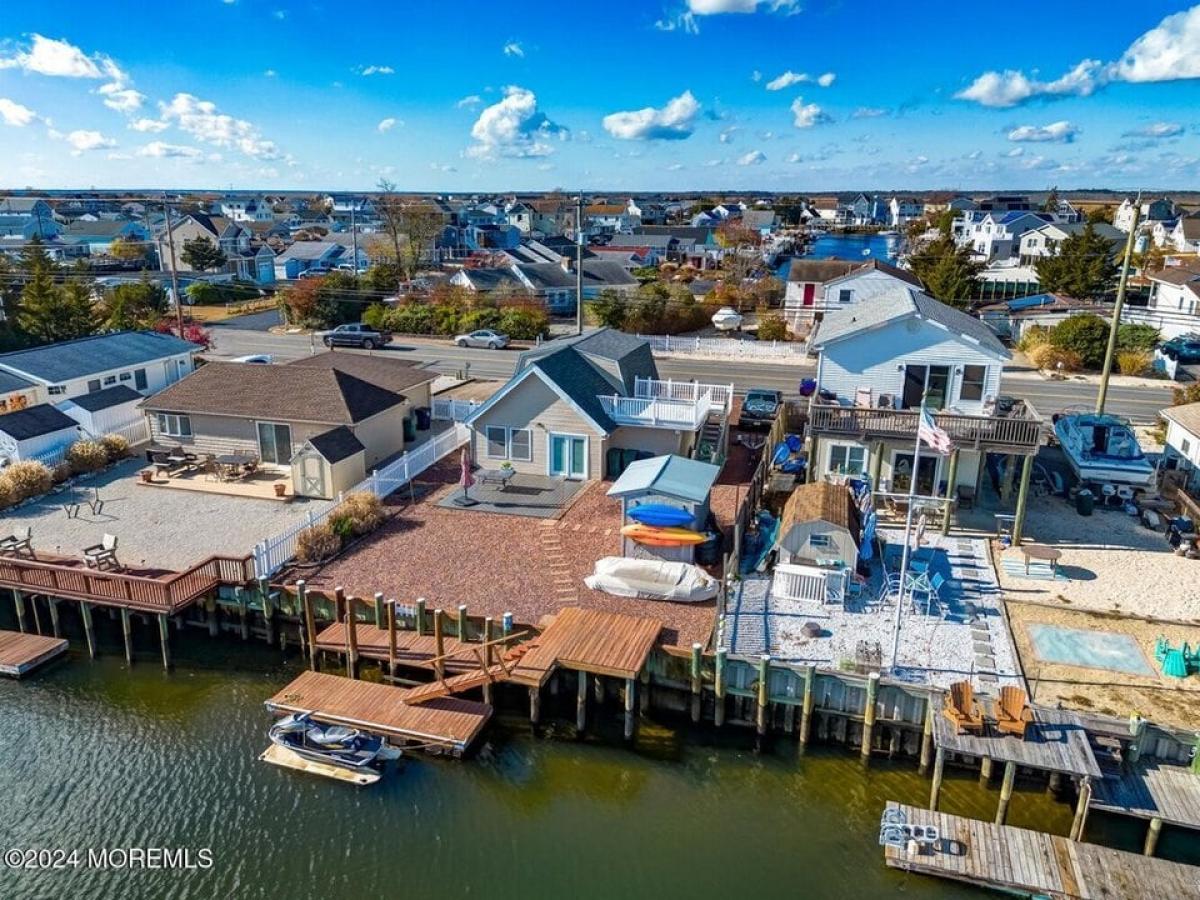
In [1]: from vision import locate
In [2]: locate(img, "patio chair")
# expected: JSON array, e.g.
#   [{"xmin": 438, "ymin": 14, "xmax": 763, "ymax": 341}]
[
  {"xmin": 240, "ymin": 459, "xmax": 259, "ymax": 480},
  {"xmin": 942, "ymin": 681, "xmax": 984, "ymax": 734},
  {"xmin": 0, "ymin": 526, "xmax": 33, "ymax": 558},
  {"xmin": 995, "ymin": 686, "xmax": 1033, "ymax": 739},
  {"xmin": 200, "ymin": 455, "xmax": 220, "ymax": 482},
  {"xmin": 83, "ymin": 534, "xmax": 119, "ymax": 571}
]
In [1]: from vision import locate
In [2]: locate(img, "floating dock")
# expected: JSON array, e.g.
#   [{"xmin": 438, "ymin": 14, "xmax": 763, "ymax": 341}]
[
  {"xmin": 258, "ymin": 743, "xmax": 380, "ymax": 786},
  {"xmin": 266, "ymin": 670, "xmax": 491, "ymax": 755},
  {"xmin": 0, "ymin": 629, "xmax": 68, "ymax": 677},
  {"xmin": 882, "ymin": 802, "xmax": 1200, "ymax": 898}
]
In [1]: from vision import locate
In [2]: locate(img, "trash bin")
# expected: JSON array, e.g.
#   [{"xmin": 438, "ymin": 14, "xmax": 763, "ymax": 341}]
[
  {"xmin": 402, "ymin": 415, "xmax": 417, "ymax": 443},
  {"xmin": 414, "ymin": 406, "xmax": 432, "ymax": 431},
  {"xmin": 1075, "ymin": 488, "xmax": 1094, "ymax": 516},
  {"xmin": 606, "ymin": 447, "xmax": 624, "ymax": 478}
]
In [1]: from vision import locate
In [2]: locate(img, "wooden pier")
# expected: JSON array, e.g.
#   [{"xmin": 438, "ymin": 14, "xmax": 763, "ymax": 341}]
[
  {"xmin": 266, "ymin": 671, "xmax": 491, "ymax": 755},
  {"xmin": 882, "ymin": 802, "xmax": 1200, "ymax": 898},
  {"xmin": 508, "ymin": 606, "xmax": 663, "ymax": 687},
  {"xmin": 1091, "ymin": 759, "xmax": 1200, "ymax": 856},
  {"xmin": 0, "ymin": 629, "xmax": 68, "ymax": 676}
]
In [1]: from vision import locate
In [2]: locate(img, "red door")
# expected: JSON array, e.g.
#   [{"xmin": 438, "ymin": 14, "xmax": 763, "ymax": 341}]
[{"xmin": 802, "ymin": 283, "xmax": 815, "ymax": 307}]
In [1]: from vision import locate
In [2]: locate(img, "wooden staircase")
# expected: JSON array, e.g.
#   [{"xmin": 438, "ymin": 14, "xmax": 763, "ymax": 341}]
[
  {"xmin": 401, "ymin": 641, "xmax": 535, "ymax": 706},
  {"xmin": 695, "ymin": 411, "xmax": 726, "ymax": 464}
]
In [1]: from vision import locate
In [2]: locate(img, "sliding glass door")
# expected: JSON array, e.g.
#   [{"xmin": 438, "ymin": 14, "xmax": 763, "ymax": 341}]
[
  {"xmin": 256, "ymin": 422, "xmax": 293, "ymax": 465},
  {"xmin": 548, "ymin": 434, "xmax": 587, "ymax": 479},
  {"xmin": 902, "ymin": 365, "xmax": 951, "ymax": 410}
]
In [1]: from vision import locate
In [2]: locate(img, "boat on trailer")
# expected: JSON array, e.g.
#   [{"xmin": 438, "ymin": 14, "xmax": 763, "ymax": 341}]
[{"xmin": 1052, "ymin": 411, "xmax": 1155, "ymax": 488}]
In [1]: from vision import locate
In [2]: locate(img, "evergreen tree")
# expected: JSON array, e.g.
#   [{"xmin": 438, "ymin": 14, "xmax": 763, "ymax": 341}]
[
  {"xmin": 103, "ymin": 278, "xmax": 168, "ymax": 330},
  {"xmin": 180, "ymin": 236, "xmax": 227, "ymax": 272},
  {"xmin": 1034, "ymin": 223, "xmax": 1119, "ymax": 298},
  {"xmin": 907, "ymin": 235, "xmax": 982, "ymax": 308},
  {"xmin": 1042, "ymin": 186, "xmax": 1060, "ymax": 212}
]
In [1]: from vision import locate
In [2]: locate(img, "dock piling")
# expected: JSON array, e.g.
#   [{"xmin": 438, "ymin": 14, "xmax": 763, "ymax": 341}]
[
  {"xmin": 528, "ymin": 686, "xmax": 541, "ymax": 726},
  {"xmin": 234, "ymin": 587, "xmax": 249, "ymax": 640},
  {"xmin": 995, "ymin": 761, "xmax": 1017, "ymax": 825},
  {"xmin": 714, "ymin": 648, "xmax": 727, "ymax": 727},
  {"xmin": 482, "ymin": 617, "xmax": 495, "ymax": 704},
  {"xmin": 337, "ymin": 588, "xmax": 357, "ymax": 679},
  {"xmin": 373, "ymin": 592, "xmax": 385, "ymax": 628},
  {"xmin": 120, "ymin": 606, "xmax": 133, "ymax": 666},
  {"xmin": 387, "ymin": 599, "xmax": 398, "ymax": 677},
  {"xmin": 929, "ymin": 746, "xmax": 946, "ymax": 811},
  {"xmin": 918, "ymin": 698, "xmax": 935, "ymax": 774},
  {"xmin": 457, "ymin": 604, "xmax": 468, "ymax": 641},
  {"xmin": 1069, "ymin": 776, "xmax": 1092, "ymax": 841},
  {"xmin": 576, "ymin": 670, "xmax": 587, "ymax": 733},
  {"xmin": 157, "ymin": 613, "xmax": 171, "ymax": 670},
  {"xmin": 12, "ymin": 589, "xmax": 25, "ymax": 633},
  {"xmin": 433, "ymin": 609, "xmax": 445, "ymax": 680},
  {"xmin": 799, "ymin": 663, "xmax": 816, "ymax": 750},
  {"xmin": 47, "ymin": 597, "xmax": 60, "ymax": 638},
  {"xmin": 624, "ymin": 676, "xmax": 636, "ymax": 740},
  {"xmin": 79, "ymin": 601, "xmax": 96, "ymax": 658},
  {"xmin": 415, "ymin": 598, "xmax": 426, "ymax": 636},
  {"xmin": 204, "ymin": 595, "xmax": 218, "ymax": 637},
  {"xmin": 299, "ymin": 581, "xmax": 316, "ymax": 670},
  {"xmin": 980, "ymin": 756, "xmax": 994, "ymax": 784},
  {"xmin": 1143, "ymin": 816, "xmax": 1163, "ymax": 857},
  {"xmin": 756, "ymin": 654, "xmax": 770, "ymax": 736},
  {"xmin": 259, "ymin": 578, "xmax": 275, "ymax": 645},
  {"xmin": 689, "ymin": 642, "xmax": 702, "ymax": 723},
  {"xmin": 861, "ymin": 671, "xmax": 879, "ymax": 759}
]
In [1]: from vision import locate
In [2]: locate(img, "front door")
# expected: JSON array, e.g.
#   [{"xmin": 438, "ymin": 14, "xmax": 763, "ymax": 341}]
[
  {"xmin": 892, "ymin": 451, "xmax": 939, "ymax": 495},
  {"xmin": 802, "ymin": 282, "xmax": 815, "ymax": 307},
  {"xmin": 299, "ymin": 454, "xmax": 326, "ymax": 498},
  {"xmin": 549, "ymin": 434, "xmax": 587, "ymax": 479}
]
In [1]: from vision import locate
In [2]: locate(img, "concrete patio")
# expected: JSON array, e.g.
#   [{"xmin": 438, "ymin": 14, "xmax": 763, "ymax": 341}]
[{"xmin": 436, "ymin": 472, "xmax": 587, "ymax": 519}]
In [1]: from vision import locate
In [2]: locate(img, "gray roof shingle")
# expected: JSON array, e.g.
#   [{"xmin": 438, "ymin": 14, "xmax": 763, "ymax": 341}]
[
  {"xmin": 64, "ymin": 384, "xmax": 143, "ymax": 412},
  {"xmin": 0, "ymin": 331, "xmax": 200, "ymax": 384},
  {"xmin": 307, "ymin": 426, "xmax": 365, "ymax": 463},
  {"xmin": 0, "ymin": 404, "xmax": 80, "ymax": 441}
]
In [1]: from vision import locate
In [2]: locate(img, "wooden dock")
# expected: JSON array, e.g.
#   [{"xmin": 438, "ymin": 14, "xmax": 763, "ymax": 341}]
[
  {"xmin": 508, "ymin": 606, "xmax": 663, "ymax": 687},
  {"xmin": 0, "ymin": 629, "xmax": 68, "ymax": 676},
  {"xmin": 266, "ymin": 671, "xmax": 491, "ymax": 755},
  {"xmin": 933, "ymin": 703, "xmax": 1102, "ymax": 779},
  {"xmin": 314, "ymin": 622, "xmax": 484, "ymax": 673},
  {"xmin": 883, "ymin": 802, "xmax": 1200, "ymax": 898},
  {"xmin": 1091, "ymin": 759, "xmax": 1200, "ymax": 832}
]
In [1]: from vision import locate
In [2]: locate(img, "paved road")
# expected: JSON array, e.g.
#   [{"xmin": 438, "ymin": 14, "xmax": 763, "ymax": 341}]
[{"xmin": 206, "ymin": 325, "xmax": 1174, "ymax": 424}]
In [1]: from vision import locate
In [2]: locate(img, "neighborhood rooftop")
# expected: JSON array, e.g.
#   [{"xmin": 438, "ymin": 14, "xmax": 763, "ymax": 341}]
[
  {"xmin": 62, "ymin": 384, "xmax": 142, "ymax": 412},
  {"xmin": 0, "ymin": 403, "xmax": 79, "ymax": 440},
  {"xmin": 0, "ymin": 331, "xmax": 200, "ymax": 384}
]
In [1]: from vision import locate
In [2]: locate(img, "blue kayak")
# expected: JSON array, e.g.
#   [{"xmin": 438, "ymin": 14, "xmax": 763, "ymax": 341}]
[{"xmin": 627, "ymin": 503, "xmax": 693, "ymax": 528}]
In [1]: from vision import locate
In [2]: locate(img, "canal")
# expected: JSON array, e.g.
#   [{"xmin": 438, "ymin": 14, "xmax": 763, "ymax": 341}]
[{"xmin": 0, "ymin": 630, "xmax": 1186, "ymax": 899}]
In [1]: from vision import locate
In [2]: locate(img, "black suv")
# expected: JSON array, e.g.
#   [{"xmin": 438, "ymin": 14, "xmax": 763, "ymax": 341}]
[{"xmin": 738, "ymin": 388, "xmax": 783, "ymax": 430}]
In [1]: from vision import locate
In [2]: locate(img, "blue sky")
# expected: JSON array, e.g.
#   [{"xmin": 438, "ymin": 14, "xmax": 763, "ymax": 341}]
[{"xmin": 1, "ymin": 0, "xmax": 1198, "ymax": 191}]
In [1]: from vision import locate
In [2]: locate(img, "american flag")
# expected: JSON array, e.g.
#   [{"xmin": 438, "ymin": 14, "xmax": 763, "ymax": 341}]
[{"xmin": 918, "ymin": 407, "xmax": 952, "ymax": 454}]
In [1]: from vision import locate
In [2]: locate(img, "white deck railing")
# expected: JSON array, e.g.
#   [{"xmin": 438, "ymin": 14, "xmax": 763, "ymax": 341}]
[
  {"xmin": 639, "ymin": 333, "xmax": 808, "ymax": 360},
  {"xmin": 598, "ymin": 392, "xmax": 709, "ymax": 429},
  {"xmin": 771, "ymin": 563, "xmax": 849, "ymax": 605},
  {"xmin": 633, "ymin": 376, "xmax": 734, "ymax": 414},
  {"xmin": 251, "ymin": 424, "xmax": 469, "ymax": 578},
  {"xmin": 431, "ymin": 397, "xmax": 480, "ymax": 422}
]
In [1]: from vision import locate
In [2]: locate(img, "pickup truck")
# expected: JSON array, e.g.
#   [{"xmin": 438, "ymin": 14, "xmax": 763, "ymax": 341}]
[
  {"xmin": 738, "ymin": 388, "xmax": 783, "ymax": 430},
  {"xmin": 319, "ymin": 323, "xmax": 393, "ymax": 350}
]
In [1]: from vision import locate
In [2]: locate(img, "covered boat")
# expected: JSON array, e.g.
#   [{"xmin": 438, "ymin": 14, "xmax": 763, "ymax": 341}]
[
  {"xmin": 268, "ymin": 712, "xmax": 396, "ymax": 770},
  {"xmin": 1052, "ymin": 412, "xmax": 1154, "ymax": 488},
  {"xmin": 584, "ymin": 556, "xmax": 719, "ymax": 603},
  {"xmin": 711, "ymin": 307, "xmax": 744, "ymax": 331}
]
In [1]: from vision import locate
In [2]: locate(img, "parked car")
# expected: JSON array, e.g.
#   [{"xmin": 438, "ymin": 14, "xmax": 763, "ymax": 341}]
[
  {"xmin": 1160, "ymin": 336, "xmax": 1200, "ymax": 365},
  {"xmin": 319, "ymin": 323, "xmax": 393, "ymax": 350},
  {"xmin": 230, "ymin": 353, "xmax": 274, "ymax": 364},
  {"xmin": 738, "ymin": 388, "xmax": 783, "ymax": 430},
  {"xmin": 454, "ymin": 329, "xmax": 509, "ymax": 350}
]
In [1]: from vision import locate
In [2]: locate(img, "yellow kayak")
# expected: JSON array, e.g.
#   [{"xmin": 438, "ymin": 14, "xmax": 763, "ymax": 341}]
[{"xmin": 620, "ymin": 523, "xmax": 708, "ymax": 547}]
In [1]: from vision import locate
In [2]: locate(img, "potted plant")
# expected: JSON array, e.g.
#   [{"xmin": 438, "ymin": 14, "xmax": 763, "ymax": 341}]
[
  {"xmin": 274, "ymin": 482, "xmax": 287, "ymax": 497},
  {"xmin": 140, "ymin": 470, "xmax": 154, "ymax": 484}
]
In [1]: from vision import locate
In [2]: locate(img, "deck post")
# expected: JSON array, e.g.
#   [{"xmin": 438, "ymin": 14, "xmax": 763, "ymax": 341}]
[
  {"xmin": 157, "ymin": 613, "xmax": 171, "ymax": 670},
  {"xmin": 1048, "ymin": 771, "xmax": 1063, "ymax": 793},
  {"xmin": 80, "ymin": 601, "xmax": 96, "ymax": 658},
  {"xmin": 870, "ymin": 441, "xmax": 884, "ymax": 489},
  {"xmin": 1069, "ymin": 776, "xmax": 1092, "ymax": 841},
  {"xmin": 339, "ymin": 589, "xmax": 358, "ymax": 679},
  {"xmin": 415, "ymin": 598, "xmax": 426, "ymax": 636},
  {"xmin": 387, "ymin": 599, "xmax": 398, "ymax": 678},
  {"xmin": 120, "ymin": 606, "xmax": 134, "ymax": 666},
  {"xmin": 260, "ymin": 580, "xmax": 275, "ymax": 646},
  {"xmin": 798, "ymin": 664, "xmax": 816, "ymax": 751},
  {"xmin": 48, "ymin": 598, "xmax": 61, "ymax": 638},
  {"xmin": 980, "ymin": 756, "xmax": 994, "ymax": 784},
  {"xmin": 861, "ymin": 671, "xmax": 880, "ymax": 759},
  {"xmin": 433, "ymin": 609, "xmax": 445, "ymax": 680},
  {"xmin": 624, "ymin": 676, "xmax": 636, "ymax": 740},
  {"xmin": 457, "ymin": 604, "xmax": 468, "ymax": 641},
  {"xmin": 235, "ymin": 587, "xmax": 249, "ymax": 640},
  {"xmin": 638, "ymin": 667, "xmax": 650, "ymax": 713},
  {"xmin": 995, "ymin": 760, "xmax": 1017, "ymax": 825},
  {"xmin": 373, "ymin": 592, "xmax": 385, "ymax": 628},
  {"xmin": 205, "ymin": 595, "xmax": 219, "ymax": 638},
  {"xmin": 929, "ymin": 746, "xmax": 945, "ymax": 810},
  {"xmin": 1143, "ymin": 816, "xmax": 1163, "ymax": 857},
  {"xmin": 689, "ymin": 642, "xmax": 703, "ymax": 723},
  {"xmin": 940, "ymin": 449, "xmax": 960, "ymax": 536},
  {"xmin": 482, "ymin": 617, "xmax": 495, "ymax": 705},
  {"xmin": 576, "ymin": 670, "xmax": 587, "ymax": 733},
  {"xmin": 756, "ymin": 654, "xmax": 770, "ymax": 736},
  {"xmin": 714, "ymin": 648, "xmax": 727, "ymax": 727},
  {"xmin": 12, "ymin": 589, "xmax": 25, "ymax": 633},
  {"xmin": 528, "ymin": 686, "xmax": 541, "ymax": 725},
  {"xmin": 999, "ymin": 454, "xmax": 1015, "ymax": 504},
  {"xmin": 30, "ymin": 595, "xmax": 42, "ymax": 635},
  {"xmin": 299, "ymin": 581, "xmax": 317, "ymax": 670},
  {"xmin": 919, "ymin": 696, "xmax": 935, "ymax": 774},
  {"xmin": 1011, "ymin": 453, "xmax": 1035, "ymax": 546}
]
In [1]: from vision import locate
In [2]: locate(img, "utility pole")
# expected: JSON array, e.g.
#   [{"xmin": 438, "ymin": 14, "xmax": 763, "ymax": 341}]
[
  {"xmin": 575, "ymin": 192, "xmax": 583, "ymax": 335},
  {"xmin": 1096, "ymin": 195, "xmax": 1140, "ymax": 415},
  {"xmin": 350, "ymin": 199, "xmax": 359, "ymax": 279},
  {"xmin": 163, "ymin": 196, "xmax": 184, "ymax": 338}
]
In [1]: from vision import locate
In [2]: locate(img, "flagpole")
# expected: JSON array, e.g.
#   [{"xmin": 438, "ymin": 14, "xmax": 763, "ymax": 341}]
[{"xmin": 889, "ymin": 394, "xmax": 924, "ymax": 674}]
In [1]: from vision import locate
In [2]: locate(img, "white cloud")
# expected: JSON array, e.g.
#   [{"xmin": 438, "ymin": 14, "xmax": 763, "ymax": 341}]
[
  {"xmin": 136, "ymin": 141, "xmax": 202, "ymax": 158},
  {"xmin": 602, "ymin": 90, "xmax": 700, "ymax": 140},
  {"xmin": 0, "ymin": 34, "xmax": 123, "ymax": 80},
  {"xmin": 264, "ymin": 69, "xmax": 277, "ymax": 78},
  {"xmin": 719, "ymin": 126, "xmax": 738, "ymax": 143},
  {"xmin": 688, "ymin": 0, "xmax": 800, "ymax": 13},
  {"xmin": 667, "ymin": 162, "xmax": 684, "ymax": 170},
  {"xmin": 359, "ymin": 65, "xmax": 394, "ymax": 76},
  {"xmin": 503, "ymin": 42, "xmax": 524, "ymax": 58},
  {"xmin": 0, "ymin": 98, "xmax": 36, "ymax": 127},
  {"xmin": 816, "ymin": 71, "xmax": 835, "ymax": 87},
  {"xmin": 377, "ymin": 117, "xmax": 399, "ymax": 133},
  {"xmin": 155, "ymin": 92, "xmax": 283, "ymax": 160},
  {"xmin": 456, "ymin": 94, "xmax": 483, "ymax": 108},
  {"xmin": 65, "ymin": 129, "xmax": 116, "ymax": 154},
  {"xmin": 1006, "ymin": 147, "xmax": 1024, "ymax": 157},
  {"xmin": 852, "ymin": 106, "xmax": 887, "ymax": 118},
  {"xmin": 98, "ymin": 83, "xmax": 145, "ymax": 113},
  {"xmin": 466, "ymin": 85, "xmax": 565, "ymax": 159},
  {"xmin": 737, "ymin": 149, "xmax": 766, "ymax": 166},
  {"xmin": 764, "ymin": 70, "xmax": 835, "ymax": 91},
  {"xmin": 1124, "ymin": 121, "xmax": 1183, "ymax": 138},
  {"xmin": 790, "ymin": 97, "xmax": 830, "ymax": 128},
  {"xmin": 655, "ymin": 12, "xmax": 699, "ymax": 33},
  {"xmin": 751, "ymin": 70, "xmax": 762, "ymax": 82},
  {"xmin": 956, "ymin": 60, "xmax": 1102, "ymax": 107},
  {"xmin": 430, "ymin": 162, "xmax": 457, "ymax": 173},
  {"xmin": 1007, "ymin": 120, "xmax": 1079, "ymax": 143},
  {"xmin": 129, "ymin": 117, "xmax": 169, "ymax": 133}
]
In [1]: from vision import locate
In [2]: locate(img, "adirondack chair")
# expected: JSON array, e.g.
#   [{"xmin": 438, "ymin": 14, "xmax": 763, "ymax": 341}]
[
  {"xmin": 995, "ymin": 686, "xmax": 1033, "ymax": 739},
  {"xmin": 942, "ymin": 681, "xmax": 983, "ymax": 734}
]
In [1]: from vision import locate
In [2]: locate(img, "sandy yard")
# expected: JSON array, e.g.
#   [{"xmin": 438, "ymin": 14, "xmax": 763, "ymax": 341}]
[
  {"xmin": 1006, "ymin": 600, "xmax": 1200, "ymax": 731},
  {"xmin": 995, "ymin": 497, "xmax": 1200, "ymax": 623}
]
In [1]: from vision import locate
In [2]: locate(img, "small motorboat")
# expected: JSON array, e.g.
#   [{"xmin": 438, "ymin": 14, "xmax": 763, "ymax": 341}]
[
  {"xmin": 268, "ymin": 712, "xmax": 397, "ymax": 770},
  {"xmin": 627, "ymin": 503, "xmax": 694, "ymax": 528},
  {"xmin": 1052, "ymin": 411, "xmax": 1155, "ymax": 488},
  {"xmin": 711, "ymin": 306, "xmax": 744, "ymax": 331},
  {"xmin": 585, "ymin": 557, "xmax": 718, "ymax": 603}
]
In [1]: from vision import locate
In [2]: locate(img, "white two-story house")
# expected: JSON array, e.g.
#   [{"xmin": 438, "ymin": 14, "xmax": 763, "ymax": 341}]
[
  {"xmin": 785, "ymin": 258, "xmax": 923, "ymax": 329},
  {"xmin": 806, "ymin": 287, "xmax": 1042, "ymax": 528}
]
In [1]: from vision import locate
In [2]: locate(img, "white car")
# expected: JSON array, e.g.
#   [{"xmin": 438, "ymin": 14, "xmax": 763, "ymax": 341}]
[
  {"xmin": 711, "ymin": 307, "xmax": 744, "ymax": 331},
  {"xmin": 454, "ymin": 329, "xmax": 509, "ymax": 350},
  {"xmin": 230, "ymin": 354, "xmax": 274, "ymax": 364}
]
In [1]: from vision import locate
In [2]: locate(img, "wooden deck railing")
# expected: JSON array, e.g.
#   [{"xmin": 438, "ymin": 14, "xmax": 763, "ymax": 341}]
[
  {"xmin": 807, "ymin": 402, "xmax": 1043, "ymax": 451},
  {"xmin": 0, "ymin": 554, "xmax": 255, "ymax": 614}
]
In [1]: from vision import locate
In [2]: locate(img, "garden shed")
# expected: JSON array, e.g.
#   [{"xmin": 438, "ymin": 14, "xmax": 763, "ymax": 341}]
[
  {"xmin": 58, "ymin": 385, "xmax": 143, "ymax": 438},
  {"xmin": 0, "ymin": 404, "xmax": 81, "ymax": 464},
  {"xmin": 774, "ymin": 482, "xmax": 861, "ymax": 570},
  {"xmin": 607, "ymin": 454, "xmax": 720, "ymax": 563},
  {"xmin": 290, "ymin": 426, "xmax": 366, "ymax": 500}
]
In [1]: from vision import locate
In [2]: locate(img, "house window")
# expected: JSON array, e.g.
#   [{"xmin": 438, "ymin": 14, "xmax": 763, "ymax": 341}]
[
  {"xmin": 103, "ymin": 376, "xmax": 117, "ymax": 386},
  {"xmin": 87, "ymin": 379, "xmax": 102, "ymax": 393},
  {"xmin": 157, "ymin": 413, "xmax": 192, "ymax": 437},
  {"xmin": 509, "ymin": 428, "xmax": 532, "ymax": 461},
  {"xmin": 960, "ymin": 365, "xmax": 987, "ymax": 402},
  {"xmin": 838, "ymin": 289, "xmax": 852, "ymax": 303},
  {"xmin": 47, "ymin": 385, "xmax": 65, "ymax": 396},
  {"xmin": 808, "ymin": 533, "xmax": 834, "ymax": 549},
  {"xmin": 119, "ymin": 372, "xmax": 131, "ymax": 382},
  {"xmin": 829, "ymin": 444, "xmax": 867, "ymax": 475},
  {"xmin": 1183, "ymin": 438, "xmax": 1192, "ymax": 455},
  {"xmin": 486, "ymin": 425, "xmax": 508, "ymax": 459},
  {"xmin": 134, "ymin": 369, "xmax": 147, "ymax": 390}
]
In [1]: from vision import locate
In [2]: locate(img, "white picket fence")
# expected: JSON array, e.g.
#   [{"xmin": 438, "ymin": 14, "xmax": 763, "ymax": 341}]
[
  {"xmin": 251, "ymin": 423, "xmax": 469, "ymax": 578},
  {"xmin": 639, "ymin": 333, "xmax": 809, "ymax": 360},
  {"xmin": 21, "ymin": 418, "xmax": 151, "ymax": 469},
  {"xmin": 431, "ymin": 397, "xmax": 481, "ymax": 422}
]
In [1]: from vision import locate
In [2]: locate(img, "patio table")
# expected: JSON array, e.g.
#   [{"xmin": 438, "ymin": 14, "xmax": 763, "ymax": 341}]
[
  {"xmin": 214, "ymin": 454, "xmax": 256, "ymax": 481},
  {"xmin": 478, "ymin": 468, "xmax": 516, "ymax": 491},
  {"xmin": 1021, "ymin": 542, "xmax": 1062, "ymax": 576}
]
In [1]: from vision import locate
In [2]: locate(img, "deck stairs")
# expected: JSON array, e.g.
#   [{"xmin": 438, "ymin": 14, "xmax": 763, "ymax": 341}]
[
  {"xmin": 401, "ymin": 641, "xmax": 536, "ymax": 705},
  {"xmin": 695, "ymin": 411, "xmax": 727, "ymax": 465}
]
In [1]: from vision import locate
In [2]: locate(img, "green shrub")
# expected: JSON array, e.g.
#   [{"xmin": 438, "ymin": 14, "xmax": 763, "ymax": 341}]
[
  {"xmin": 756, "ymin": 314, "xmax": 789, "ymax": 342},
  {"xmin": 99, "ymin": 434, "xmax": 130, "ymax": 462},
  {"xmin": 497, "ymin": 305, "xmax": 549, "ymax": 340},
  {"xmin": 1116, "ymin": 323, "xmax": 1160, "ymax": 353},
  {"xmin": 1028, "ymin": 343, "xmax": 1083, "ymax": 372},
  {"xmin": 66, "ymin": 440, "xmax": 109, "ymax": 475},
  {"xmin": 457, "ymin": 307, "xmax": 503, "ymax": 333},
  {"xmin": 328, "ymin": 513, "xmax": 355, "ymax": 541},
  {"xmin": 384, "ymin": 303, "xmax": 436, "ymax": 335},
  {"xmin": 362, "ymin": 302, "xmax": 388, "ymax": 330},
  {"xmin": 295, "ymin": 523, "xmax": 342, "ymax": 563},
  {"xmin": 1047, "ymin": 315, "xmax": 1110, "ymax": 369},
  {"xmin": 1116, "ymin": 350, "xmax": 1151, "ymax": 376},
  {"xmin": 0, "ymin": 460, "xmax": 52, "ymax": 502}
]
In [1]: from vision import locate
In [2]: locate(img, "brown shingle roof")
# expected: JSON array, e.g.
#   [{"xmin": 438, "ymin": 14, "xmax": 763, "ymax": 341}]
[
  {"xmin": 142, "ymin": 362, "xmax": 404, "ymax": 424},
  {"xmin": 1163, "ymin": 402, "xmax": 1200, "ymax": 438},
  {"xmin": 286, "ymin": 351, "xmax": 435, "ymax": 395},
  {"xmin": 786, "ymin": 258, "xmax": 862, "ymax": 283},
  {"xmin": 780, "ymin": 482, "xmax": 861, "ymax": 533}
]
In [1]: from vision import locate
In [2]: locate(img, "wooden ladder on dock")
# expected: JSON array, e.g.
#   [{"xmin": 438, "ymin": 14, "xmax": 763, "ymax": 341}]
[{"xmin": 402, "ymin": 641, "xmax": 535, "ymax": 706}]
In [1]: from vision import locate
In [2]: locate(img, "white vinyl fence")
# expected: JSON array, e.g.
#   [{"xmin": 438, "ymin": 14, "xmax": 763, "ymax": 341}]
[
  {"xmin": 431, "ymin": 397, "xmax": 481, "ymax": 422},
  {"xmin": 21, "ymin": 418, "xmax": 151, "ymax": 469},
  {"xmin": 633, "ymin": 376, "xmax": 734, "ymax": 413},
  {"xmin": 252, "ymin": 423, "xmax": 469, "ymax": 578},
  {"xmin": 639, "ymin": 334, "xmax": 809, "ymax": 360}
]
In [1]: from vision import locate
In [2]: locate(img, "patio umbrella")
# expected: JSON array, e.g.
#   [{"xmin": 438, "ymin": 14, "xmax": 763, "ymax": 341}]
[{"xmin": 459, "ymin": 447, "xmax": 476, "ymax": 502}]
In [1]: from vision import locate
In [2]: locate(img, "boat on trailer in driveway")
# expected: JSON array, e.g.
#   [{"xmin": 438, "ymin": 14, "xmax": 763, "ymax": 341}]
[{"xmin": 1052, "ymin": 410, "xmax": 1155, "ymax": 489}]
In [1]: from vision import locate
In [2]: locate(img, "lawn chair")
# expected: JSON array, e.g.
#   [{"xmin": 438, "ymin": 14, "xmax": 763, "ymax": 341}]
[
  {"xmin": 942, "ymin": 681, "xmax": 984, "ymax": 734},
  {"xmin": 995, "ymin": 685, "xmax": 1033, "ymax": 738},
  {"xmin": 83, "ymin": 534, "xmax": 120, "ymax": 571},
  {"xmin": 0, "ymin": 526, "xmax": 33, "ymax": 558}
]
